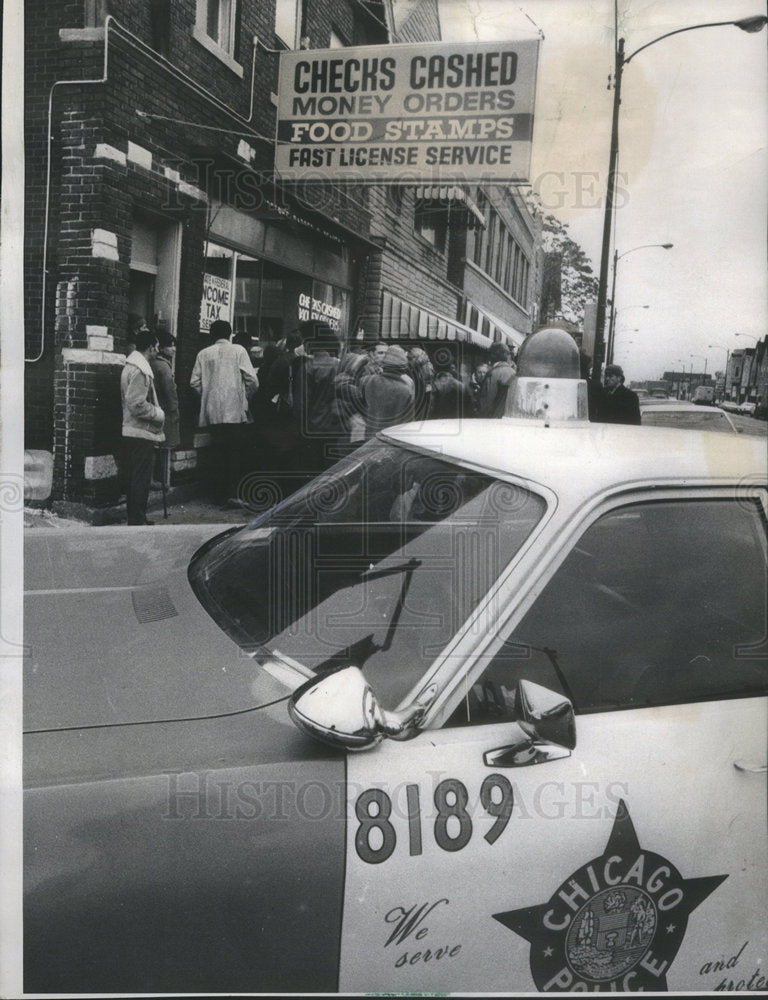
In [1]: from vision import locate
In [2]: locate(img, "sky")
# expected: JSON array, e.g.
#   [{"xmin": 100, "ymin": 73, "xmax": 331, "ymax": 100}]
[{"xmin": 437, "ymin": 0, "xmax": 767, "ymax": 381}]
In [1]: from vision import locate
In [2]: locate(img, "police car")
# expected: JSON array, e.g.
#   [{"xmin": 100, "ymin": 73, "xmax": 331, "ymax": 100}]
[{"xmin": 24, "ymin": 329, "xmax": 767, "ymax": 994}]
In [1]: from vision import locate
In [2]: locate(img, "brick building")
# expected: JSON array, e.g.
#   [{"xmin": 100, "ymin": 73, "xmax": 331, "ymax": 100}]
[
  {"xmin": 726, "ymin": 339, "xmax": 768, "ymax": 409},
  {"xmin": 25, "ymin": 0, "xmax": 542, "ymax": 513}
]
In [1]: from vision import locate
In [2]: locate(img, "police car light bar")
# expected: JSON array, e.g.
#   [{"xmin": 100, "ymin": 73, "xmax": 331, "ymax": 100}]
[{"xmin": 504, "ymin": 327, "xmax": 590, "ymax": 427}]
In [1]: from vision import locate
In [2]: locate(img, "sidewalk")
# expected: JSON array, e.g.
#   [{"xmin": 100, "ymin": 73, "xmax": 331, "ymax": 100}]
[{"xmin": 25, "ymin": 486, "xmax": 256, "ymax": 529}]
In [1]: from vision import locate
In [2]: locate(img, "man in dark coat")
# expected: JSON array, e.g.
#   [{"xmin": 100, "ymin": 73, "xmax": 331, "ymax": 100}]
[
  {"xmin": 149, "ymin": 328, "xmax": 180, "ymax": 496},
  {"xmin": 477, "ymin": 342, "xmax": 516, "ymax": 417},
  {"xmin": 596, "ymin": 364, "xmax": 641, "ymax": 424},
  {"xmin": 361, "ymin": 345, "xmax": 415, "ymax": 438},
  {"xmin": 428, "ymin": 359, "xmax": 473, "ymax": 421}
]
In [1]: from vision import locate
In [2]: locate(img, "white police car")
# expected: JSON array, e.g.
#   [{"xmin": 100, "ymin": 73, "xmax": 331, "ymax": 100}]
[{"xmin": 24, "ymin": 330, "xmax": 767, "ymax": 994}]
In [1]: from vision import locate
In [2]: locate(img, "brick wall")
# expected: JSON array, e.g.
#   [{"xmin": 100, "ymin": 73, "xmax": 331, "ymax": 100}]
[{"xmin": 27, "ymin": 0, "xmax": 492, "ymax": 509}]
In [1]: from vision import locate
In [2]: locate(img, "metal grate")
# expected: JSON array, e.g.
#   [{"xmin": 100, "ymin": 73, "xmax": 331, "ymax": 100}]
[{"xmin": 131, "ymin": 585, "xmax": 178, "ymax": 623}]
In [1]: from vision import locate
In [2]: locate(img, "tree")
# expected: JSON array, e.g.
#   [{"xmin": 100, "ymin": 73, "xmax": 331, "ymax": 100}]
[{"xmin": 539, "ymin": 214, "xmax": 599, "ymax": 327}]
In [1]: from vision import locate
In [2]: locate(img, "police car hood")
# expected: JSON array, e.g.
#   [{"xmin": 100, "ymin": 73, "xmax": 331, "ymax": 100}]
[{"xmin": 24, "ymin": 524, "xmax": 291, "ymax": 732}]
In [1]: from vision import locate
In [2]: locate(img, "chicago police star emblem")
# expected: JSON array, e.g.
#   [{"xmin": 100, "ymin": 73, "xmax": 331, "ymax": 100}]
[{"xmin": 493, "ymin": 800, "xmax": 727, "ymax": 992}]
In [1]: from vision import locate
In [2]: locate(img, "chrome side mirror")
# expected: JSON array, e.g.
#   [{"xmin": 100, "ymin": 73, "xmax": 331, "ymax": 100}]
[
  {"xmin": 288, "ymin": 665, "xmax": 437, "ymax": 751},
  {"xmin": 484, "ymin": 679, "xmax": 576, "ymax": 767}
]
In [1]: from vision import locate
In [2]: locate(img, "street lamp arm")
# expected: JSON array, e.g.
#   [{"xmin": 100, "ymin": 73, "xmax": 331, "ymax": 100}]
[
  {"xmin": 616, "ymin": 243, "xmax": 673, "ymax": 260},
  {"xmin": 592, "ymin": 13, "xmax": 766, "ymax": 381},
  {"xmin": 625, "ymin": 17, "xmax": 768, "ymax": 64}
]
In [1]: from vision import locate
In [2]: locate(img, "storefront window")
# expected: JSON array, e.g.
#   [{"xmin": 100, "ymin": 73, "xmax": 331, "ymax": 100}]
[{"xmin": 201, "ymin": 242, "xmax": 348, "ymax": 356}]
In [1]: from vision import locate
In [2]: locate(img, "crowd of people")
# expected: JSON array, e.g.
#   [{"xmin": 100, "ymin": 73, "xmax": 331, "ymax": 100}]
[{"xmin": 119, "ymin": 318, "xmax": 640, "ymax": 522}]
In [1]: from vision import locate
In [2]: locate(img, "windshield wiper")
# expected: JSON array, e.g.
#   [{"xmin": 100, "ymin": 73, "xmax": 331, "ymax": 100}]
[{"xmin": 315, "ymin": 558, "xmax": 423, "ymax": 671}]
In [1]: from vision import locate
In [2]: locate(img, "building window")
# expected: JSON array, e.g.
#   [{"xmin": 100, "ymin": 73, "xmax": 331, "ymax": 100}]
[
  {"xmin": 275, "ymin": 0, "xmax": 301, "ymax": 48},
  {"xmin": 84, "ymin": 0, "xmax": 107, "ymax": 27},
  {"xmin": 415, "ymin": 204, "xmax": 447, "ymax": 254},
  {"xmin": 207, "ymin": 0, "xmax": 236, "ymax": 52},
  {"xmin": 193, "ymin": 0, "xmax": 242, "ymax": 74}
]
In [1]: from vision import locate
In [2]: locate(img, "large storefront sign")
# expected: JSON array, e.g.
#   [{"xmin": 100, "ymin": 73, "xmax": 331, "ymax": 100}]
[
  {"xmin": 275, "ymin": 39, "xmax": 540, "ymax": 183},
  {"xmin": 200, "ymin": 272, "xmax": 232, "ymax": 331}
]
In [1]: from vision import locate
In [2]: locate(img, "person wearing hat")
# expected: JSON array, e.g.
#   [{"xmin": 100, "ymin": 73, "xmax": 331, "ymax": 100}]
[
  {"xmin": 361, "ymin": 344, "xmax": 415, "ymax": 439},
  {"xmin": 596, "ymin": 364, "xmax": 641, "ymax": 424}
]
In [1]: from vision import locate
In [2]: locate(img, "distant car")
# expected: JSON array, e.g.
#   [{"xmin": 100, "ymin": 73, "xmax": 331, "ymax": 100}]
[
  {"xmin": 642, "ymin": 400, "xmax": 740, "ymax": 433},
  {"xmin": 719, "ymin": 400, "xmax": 740, "ymax": 413},
  {"xmin": 650, "ymin": 389, "xmax": 669, "ymax": 398},
  {"xmin": 634, "ymin": 387, "xmax": 650, "ymax": 399},
  {"xmin": 738, "ymin": 401, "xmax": 757, "ymax": 417},
  {"xmin": 23, "ymin": 330, "xmax": 767, "ymax": 995},
  {"xmin": 639, "ymin": 394, "xmax": 678, "ymax": 406}
]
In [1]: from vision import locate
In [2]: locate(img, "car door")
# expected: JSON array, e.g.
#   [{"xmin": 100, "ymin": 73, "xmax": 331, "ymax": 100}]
[{"xmin": 337, "ymin": 489, "xmax": 768, "ymax": 994}]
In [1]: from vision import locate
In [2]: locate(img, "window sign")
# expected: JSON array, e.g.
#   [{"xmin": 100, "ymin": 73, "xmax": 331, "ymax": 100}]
[
  {"xmin": 200, "ymin": 273, "xmax": 232, "ymax": 331},
  {"xmin": 298, "ymin": 281, "xmax": 347, "ymax": 333}
]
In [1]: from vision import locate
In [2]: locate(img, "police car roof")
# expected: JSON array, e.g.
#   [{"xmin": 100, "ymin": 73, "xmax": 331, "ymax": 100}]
[{"xmin": 381, "ymin": 420, "xmax": 767, "ymax": 498}]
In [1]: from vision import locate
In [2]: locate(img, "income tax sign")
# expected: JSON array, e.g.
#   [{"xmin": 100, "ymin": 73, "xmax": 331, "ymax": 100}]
[{"xmin": 275, "ymin": 39, "xmax": 540, "ymax": 184}]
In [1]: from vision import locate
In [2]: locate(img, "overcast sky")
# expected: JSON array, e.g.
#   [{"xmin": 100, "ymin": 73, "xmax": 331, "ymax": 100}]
[{"xmin": 437, "ymin": 0, "xmax": 767, "ymax": 380}]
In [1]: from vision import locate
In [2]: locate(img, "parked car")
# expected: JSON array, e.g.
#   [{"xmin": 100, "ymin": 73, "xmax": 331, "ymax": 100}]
[
  {"xmin": 24, "ymin": 330, "xmax": 767, "ymax": 995},
  {"xmin": 641, "ymin": 399, "xmax": 740, "ymax": 433}
]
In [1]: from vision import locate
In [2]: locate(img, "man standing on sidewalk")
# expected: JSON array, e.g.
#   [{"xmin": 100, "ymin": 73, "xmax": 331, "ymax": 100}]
[
  {"xmin": 121, "ymin": 328, "xmax": 165, "ymax": 525},
  {"xmin": 595, "ymin": 364, "xmax": 641, "ymax": 424},
  {"xmin": 190, "ymin": 319, "xmax": 258, "ymax": 506},
  {"xmin": 150, "ymin": 327, "xmax": 180, "ymax": 498}
]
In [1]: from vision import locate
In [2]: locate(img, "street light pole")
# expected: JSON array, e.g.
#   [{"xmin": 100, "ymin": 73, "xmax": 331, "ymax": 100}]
[
  {"xmin": 708, "ymin": 343, "xmax": 730, "ymax": 401},
  {"xmin": 690, "ymin": 354, "xmax": 707, "ymax": 394},
  {"xmin": 593, "ymin": 37, "xmax": 624, "ymax": 380},
  {"xmin": 592, "ymin": 14, "xmax": 768, "ymax": 381},
  {"xmin": 606, "ymin": 245, "xmax": 671, "ymax": 366}
]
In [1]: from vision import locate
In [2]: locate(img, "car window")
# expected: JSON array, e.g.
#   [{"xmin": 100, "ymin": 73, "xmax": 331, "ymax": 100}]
[
  {"xmin": 191, "ymin": 440, "xmax": 546, "ymax": 710},
  {"xmin": 447, "ymin": 497, "xmax": 767, "ymax": 725}
]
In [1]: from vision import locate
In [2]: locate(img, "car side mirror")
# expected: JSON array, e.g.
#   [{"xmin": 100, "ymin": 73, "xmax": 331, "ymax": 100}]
[
  {"xmin": 288, "ymin": 665, "xmax": 437, "ymax": 751},
  {"xmin": 483, "ymin": 680, "xmax": 576, "ymax": 768}
]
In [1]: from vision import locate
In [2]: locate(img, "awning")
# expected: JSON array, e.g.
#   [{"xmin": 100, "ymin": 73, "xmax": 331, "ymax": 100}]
[
  {"xmin": 413, "ymin": 186, "xmax": 487, "ymax": 229},
  {"xmin": 380, "ymin": 290, "xmax": 493, "ymax": 349},
  {"xmin": 475, "ymin": 306, "xmax": 528, "ymax": 349}
]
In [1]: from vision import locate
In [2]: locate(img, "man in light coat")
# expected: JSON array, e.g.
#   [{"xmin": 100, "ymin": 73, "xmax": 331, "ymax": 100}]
[
  {"xmin": 190, "ymin": 319, "xmax": 258, "ymax": 505},
  {"xmin": 121, "ymin": 328, "xmax": 165, "ymax": 525}
]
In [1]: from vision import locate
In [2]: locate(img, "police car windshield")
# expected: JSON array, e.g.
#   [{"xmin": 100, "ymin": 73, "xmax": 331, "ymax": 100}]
[{"xmin": 190, "ymin": 439, "xmax": 545, "ymax": 709}]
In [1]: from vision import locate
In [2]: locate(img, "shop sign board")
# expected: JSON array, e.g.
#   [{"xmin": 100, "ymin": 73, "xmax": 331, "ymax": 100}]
[
  {"xmin": 275, "ymin": 39, "xmax": 540, "ymax": 184},
  {"xmin": 200, "ymin": 273, "xmax": 232, "ymax": 331}
]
